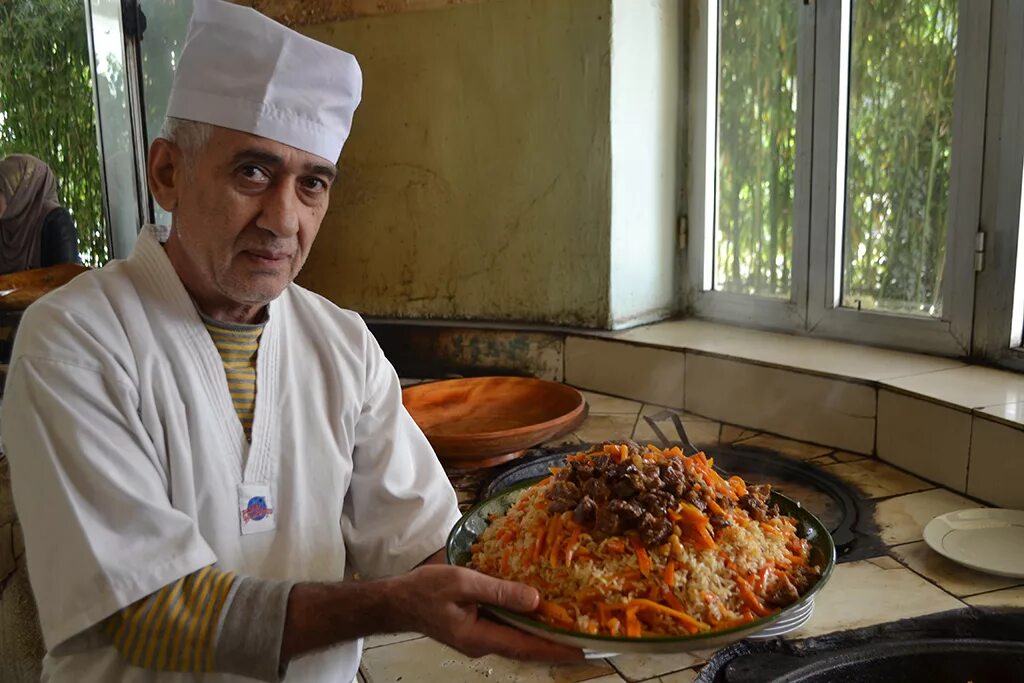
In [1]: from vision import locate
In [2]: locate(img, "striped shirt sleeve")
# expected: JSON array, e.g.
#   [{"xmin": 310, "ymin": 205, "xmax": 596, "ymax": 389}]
[
  {"xmin": 102, "ymin": 567, "xmax": 295, "ymax": 681},
  {"xmin": 102, "ymin": 566, "xmax": 236, "ymax": 672}
]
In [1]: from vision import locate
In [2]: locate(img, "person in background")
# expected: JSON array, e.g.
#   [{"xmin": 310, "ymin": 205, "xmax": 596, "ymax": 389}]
[
  {"xmin": 1, "ymin": 1, "xmax": 579, "ymax": 682},
  {"xmin": 0, "ymin": 154, "xmax": 81, "ymax": 274}
]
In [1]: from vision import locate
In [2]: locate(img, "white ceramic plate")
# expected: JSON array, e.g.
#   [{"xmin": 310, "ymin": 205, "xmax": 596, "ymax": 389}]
[
  {"xmin": 923, "ymin": 508, "xmax": 1024, "ymax": 579},
  {"xmin": 749, "ymin": 599, "xmax": 815, "ymax": 639}
]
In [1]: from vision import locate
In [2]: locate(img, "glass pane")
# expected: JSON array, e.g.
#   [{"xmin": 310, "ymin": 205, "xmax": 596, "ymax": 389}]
[
  {"xmin": 842, "ymin": 0, "xmax": 958, "ymax": 317},
  {"xmin": 89, "ymin": 0, "xmax": 145, "ymax": 259},
  {"xmin": 714, "ymin": 0, "xmax": 798, "ymax": 298},
  {"xmin": 0, "ymin": 0, "xmax": 108, "ymax": 266},
  {"xmin": 138, "ymin": 0, "xmax": 194, "ymax": 227}
]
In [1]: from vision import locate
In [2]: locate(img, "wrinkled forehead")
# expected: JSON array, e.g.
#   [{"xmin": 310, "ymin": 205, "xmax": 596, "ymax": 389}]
[{"xmin": 204, "ymin": 126, "xmax": 338, "ymax": 178}]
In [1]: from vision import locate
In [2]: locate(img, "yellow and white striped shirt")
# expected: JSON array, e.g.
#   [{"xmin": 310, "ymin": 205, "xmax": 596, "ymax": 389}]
[{"xmin": 203, "ymin": 316, "xmax": 264, "ymax": 440}]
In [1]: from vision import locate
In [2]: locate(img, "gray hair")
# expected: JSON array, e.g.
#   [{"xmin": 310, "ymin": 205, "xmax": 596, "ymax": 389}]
[{"xmin": 159, "ymin": 117, "xmax": 213, "ymax": 158}]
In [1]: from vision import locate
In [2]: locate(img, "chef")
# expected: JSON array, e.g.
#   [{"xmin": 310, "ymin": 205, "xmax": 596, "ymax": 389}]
[{"xmin": 0, "ymin": 1, "xmax": 579, "ymax": 681}]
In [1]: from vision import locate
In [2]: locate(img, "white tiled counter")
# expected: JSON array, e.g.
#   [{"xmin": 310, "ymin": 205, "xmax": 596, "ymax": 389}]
[{"xmin": 364, "ymin": 387, "xmax": 1024, "ymax": 683}]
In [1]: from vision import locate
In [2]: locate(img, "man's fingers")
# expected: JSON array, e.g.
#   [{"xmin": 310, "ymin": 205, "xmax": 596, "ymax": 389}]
[
  {"xmin": 461, "ymin": 571, "xmax": 540, "ymax": 613},
  {"xmin": 457, "ymin": 618, "xmax": 584, "ymax": 662}
]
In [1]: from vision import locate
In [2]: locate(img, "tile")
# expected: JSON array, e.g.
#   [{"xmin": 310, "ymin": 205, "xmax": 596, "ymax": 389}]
[
  {"xmin": 719, "ymin": 425, "xmax": 759, "ymax": 444},
  {"xmin": 360, "ymin": 637, "xmax": 616, "ymax": 682},
  {"xmin": 967, "ymin": 416, "xmax": 1024, "ymax": 509},
  {"xmin": 808, "ymin": 454, "xmax": 839, "ymax": 465},
  {"xmin": 789, "ymin": 559, "xmax": 964, "ymax": 638},
  {"xmin": 874, "ymin": 489, "xmax": 980, "ymax": 546},
  {"xmin": 820, "ymin": 459, "xmax": 932, "ymax": 499},
  {"xmin": 732, "ymin": 434, "xmax": 832, "ymax": 461},
  {"xmin": 884, "ymin": 365, "xmax": 1024, "ymax": 411},
  {"xmin": 659, "ymin": 671, "xmax": 699, "ymax": 683},
  {"xmin": 575, "ymin": 414, "xmax": 640, "ymax": 445},
  {"xmin": 891, "ymin": 541, "xmax": 1023, "ymax": 597},
  {"xmin": 608, "ymin": 652, "xmax": 703, "ymax": 682},
  {"xmin": 833, "ymin": 451, "xmax": 866, "ymax": 463},
  {"xmin": 613, "ymin": 319, "xmax": 964, "ymax": 381},
  {"xmin": 964, "ymin": 586, "xmax": 1024, "ymax": 609},
  {"xmin": 866, "ymin": 555, "xmax": 903, "ymax": 570},
  {"xmin": 979, "ymin": 401, "xmax": 1024, "ymax": 428},
  {"xmin": 685, "ymin": 354, "xmax": 875, "ymax": 454},
  {"xmin": 363, "ymin": 633, "xmax": 422, "ymax": 649},
  {"xmin": 877, "ymin": 390, "xmax": 972, "ymax": 492},
  {"xmin": 566, "ymin": 337, "xmax": 685, "ymax": 409},
  {"xmin": 581, "ymin": 391, "xmax": 644, "ymax": 415},
  {"xmin": 632, "ymin": 405, "xmax": 720, "ymax": 447}
]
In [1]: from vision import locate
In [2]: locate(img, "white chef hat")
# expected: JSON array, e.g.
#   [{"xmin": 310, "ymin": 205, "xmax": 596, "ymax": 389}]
[{"xmin": 165, "ymin": 0, "xmax": 362, "ymax": 163}]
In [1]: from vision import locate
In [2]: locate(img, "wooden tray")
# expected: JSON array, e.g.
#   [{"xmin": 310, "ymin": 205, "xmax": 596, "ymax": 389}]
[
  {"xmin": 0, "ymin": 264, "xmax": 89, "ymax": 311},
  {"xmin": 402, "ymin": 377, "xmax": 587, "ymax": 467}
]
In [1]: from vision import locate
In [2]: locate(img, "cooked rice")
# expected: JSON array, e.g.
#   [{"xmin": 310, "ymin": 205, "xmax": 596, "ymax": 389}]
[{"xmin": 469, "ymin": 443, "xmax": 820, "ymax": 638}]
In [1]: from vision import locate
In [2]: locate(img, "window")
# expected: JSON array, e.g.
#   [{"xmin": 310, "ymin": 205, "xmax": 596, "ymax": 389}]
[
  {"xmin": 840, "ymin": 0, "xmax": 957, "ymax": 318},
  {"xmin": 713, "ymin": 0, "xmax": 799, "ymax": 299},
  {"xmin": 687, "ymin": 0, "xmax": 1024, "ymax": 363}
]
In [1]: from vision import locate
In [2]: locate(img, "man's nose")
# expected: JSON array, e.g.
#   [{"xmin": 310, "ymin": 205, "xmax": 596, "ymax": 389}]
[{"xmin": 256, "ymin": 181, "xmax": 301, "ymax": 238}]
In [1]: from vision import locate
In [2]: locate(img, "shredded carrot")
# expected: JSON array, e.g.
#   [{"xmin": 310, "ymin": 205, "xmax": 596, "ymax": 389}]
[
  {"xmin": 624, "ymin": 606, "xmax": 642, "ymax": 638},
  {"xmin": 536, "ymin": 600, "xmax": 574, "ymax": 627},
  {"xmin": 628, "ymin": 598, "xmax": 707, "ymax": 633},
  {"xmin": 734, "ymin": 575, "xmax": 772, "ymax": 617},
  {"xmin": 548, "ymin": 516, "xmax": 564, "ymax": 567},
  {"xmin": 663, "ymin": 560, "xmax": 676, "ymax": 587},
  {"xmin": 661, "ymin": 585, "xmax": 688, "ymax": 615},
  {"xmin": 631, "ymin": 536, "xmax": 652, "ymax": 576},
  {"xmin": 729, "ymin": 475, "xmax": 748, "ymax": 496},
  {"xmin": 564, "ymin": 527, "xmax": 582, "ymax": 566},
  {"xmin": 531, "ymin": 522, "xmax": 548, "ymax": 562},
  {"xmin": 604, "ymin": 538, "xmax": 627, "ymax": 554},
  {"xmin": 501, "ymin": 547, "xmax": 511, "ymax": 574}
]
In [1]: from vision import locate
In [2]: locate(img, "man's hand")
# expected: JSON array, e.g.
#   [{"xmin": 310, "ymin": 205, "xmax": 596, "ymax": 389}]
[{"xmin": 391, "ymin": 564, "xmax": 584, "ymax": 662}]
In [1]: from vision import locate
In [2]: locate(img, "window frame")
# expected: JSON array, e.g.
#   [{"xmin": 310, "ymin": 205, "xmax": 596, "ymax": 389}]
[
  {"xmin": 685, "ymin": 0, "xmax": 1000, "ymax": 359},
  {"xmin": 972, "ymin": 0, "xmax": 1024, "ymax": 370},
  {"xmin": 686, "ymin": 0, "xmax": 814, "ymax": 333}
]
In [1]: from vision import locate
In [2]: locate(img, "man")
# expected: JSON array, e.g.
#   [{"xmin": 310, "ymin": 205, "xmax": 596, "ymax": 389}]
[{"xmin": 1, "ymin": 1, "xmax": 579, "ymax": 681}]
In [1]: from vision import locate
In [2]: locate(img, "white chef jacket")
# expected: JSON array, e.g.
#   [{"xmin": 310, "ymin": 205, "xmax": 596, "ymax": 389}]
[{"xmin": 1, "ymin": 225, "xmax": 461, "ymax": 682}]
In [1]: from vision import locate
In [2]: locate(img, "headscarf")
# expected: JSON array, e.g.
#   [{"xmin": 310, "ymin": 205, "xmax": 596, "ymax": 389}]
[{"xmin": 0, "ymin": 154, "xmax": 61, "ymax": 274}]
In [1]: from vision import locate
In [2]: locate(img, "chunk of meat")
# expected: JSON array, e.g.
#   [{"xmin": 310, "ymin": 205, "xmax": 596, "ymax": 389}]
[
  {"xmin": 593, "ymin": 507, "xmax": 624, "ymax": 539},
  {"xmin": 638, "ymin": 513, "xmax": 673, "ymax": 546},
  {"xmin": 573, "ymin": 495, "xmax": 598, "ymax": 525},
  {"xmin": 547, "ymin": 480, "xmax": 581, "ymax": 513},
  {"xmin": 608, "ymin": 498, "xmax": 644, "ymax": 522},
  {"xmin": 582, "ymin": 476, "xmax": 611, "ymax": 501},
  {"xmin": 610, "ymin": 477, "xmax": 638, "ymax": 500}
]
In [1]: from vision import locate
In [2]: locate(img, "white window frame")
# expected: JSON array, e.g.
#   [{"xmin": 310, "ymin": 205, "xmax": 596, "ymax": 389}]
[
  {"xmin": 973, "ymin": 0, "xmax": 1024, "ymax": 370},
  {"xmin": 686, "ymin": 0, "xmax": 997, "ymax": 358},
  {"xmin": 686, "ymin": 0, "xmax": 814, "ymax": 333}
]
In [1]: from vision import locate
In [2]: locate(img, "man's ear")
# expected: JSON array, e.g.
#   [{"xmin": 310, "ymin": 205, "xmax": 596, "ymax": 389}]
[{"xmin": 148, "ymin": 138, "xmax": 185, "ymax": 213}]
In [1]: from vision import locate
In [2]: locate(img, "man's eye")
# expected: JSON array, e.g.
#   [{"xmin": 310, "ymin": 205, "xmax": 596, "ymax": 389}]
[
  {"xmin": 240, "ymin": 165, "xmax": 270, "ymax": 182},
  {"xmin": 303, "ymin": 177, "xmax": 329, "ymax": 192}
]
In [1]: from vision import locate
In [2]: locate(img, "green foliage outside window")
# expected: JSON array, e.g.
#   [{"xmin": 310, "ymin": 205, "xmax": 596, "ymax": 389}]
[
  {"xmin": 715, "ymin": 0, "xmax": 957, "ymax": 317},
  {"xmin": 0, "ymin": 0, "xmax": 109, "ymax": 266},
  {"xmin": 844, "ymin": 0, "xmax": 957, "ymax": 316}
]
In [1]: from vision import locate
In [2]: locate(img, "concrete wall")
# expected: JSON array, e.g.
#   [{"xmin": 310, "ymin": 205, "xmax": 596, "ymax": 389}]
[
  {"xmin": 296, "ymin": 0, "xmax": 616, "ymax": 327},
  {"xmin": 608, "ymin": 0, "xmax": 680, "ymax": 328}
]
